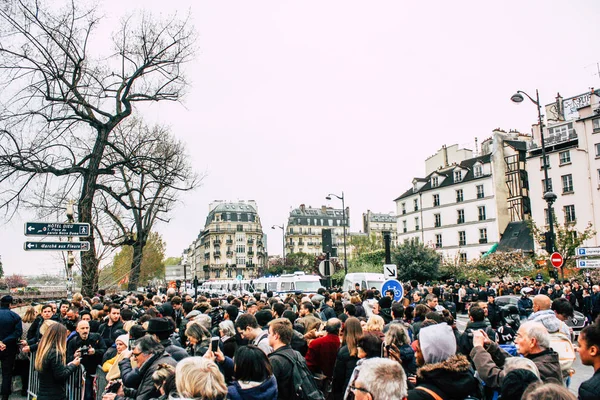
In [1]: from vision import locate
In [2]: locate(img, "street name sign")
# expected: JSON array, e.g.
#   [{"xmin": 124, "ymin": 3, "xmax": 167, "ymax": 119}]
[
  {"xmin": 25, "ymin": 222, "xmax": 90, "ymax": 237},
  {"xmin": 578, "ymin": 259, "xmax": 600, "ymax": 268},
  {"xmin": 381, "ymin": 279, "xmax": 404, "ymax": 302},
  {"xmin": 383, "ymin": 264, "xmax": 397, "ymax": 279},
  {"xmin": 24, "ymin": 241, "xmax": 90, "ymax": 251},
  {"xmin": 577, "ymin": 247, "xmax": 600, "ymax": 257},
  {"xmin": 550, "ymin": 252, "xmax": 564, "ymax": 268}
]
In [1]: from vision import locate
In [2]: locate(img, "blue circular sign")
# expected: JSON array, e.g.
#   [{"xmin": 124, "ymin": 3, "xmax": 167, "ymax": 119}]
[{"xmin": 381, "ymin": 279, "xmax": 404, "ymax": 302}]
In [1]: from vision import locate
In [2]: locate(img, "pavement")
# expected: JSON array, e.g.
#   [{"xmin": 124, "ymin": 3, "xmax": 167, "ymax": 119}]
[{"xmin": 456, "ymin": 314, "xmax": 593, "ymax": 395}]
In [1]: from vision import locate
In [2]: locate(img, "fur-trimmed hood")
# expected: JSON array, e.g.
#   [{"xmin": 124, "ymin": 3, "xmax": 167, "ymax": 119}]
[{"xmin": 413, "ymin": 355, "xmax": 480, "ymax": 399}]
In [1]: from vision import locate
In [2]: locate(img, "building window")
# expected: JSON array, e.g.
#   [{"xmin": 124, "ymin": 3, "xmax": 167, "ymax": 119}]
[
  {"xmin": 559, "ymin": 150, "xmax": 571, "ymax": 165},
  {"xmin": 237, "ymin": 224, "xmax": 243, "ymax": 232},
  {"xmin": 433, "ymin": 194, "xmax": 440, "ymax": 207},
  {"xmin": 540, "ymin": 155, "xmax": 550, "ymax": 169},
  {"xmin": 456, "ymin": 189, "xmax": 464, "ymax": 203},
  {"xmin": 458, "ymin": 231, "xmax": 466, "ymax": 246},
  {"xmin": 414, "ymin": 199, "xmax": 419, "ymax": 211},
  {"xmin": 593, "ymin": 118, "xmax": 600, "ymax": 132},
  {"xmin": 562, "ymin": 174, "xmax": 574, "ymax": 193},
  {"xmin": 415, "ymin": 217, "xmax": 420, "ymax": 231},
  {"xmin": 478, "ymin": 206, "xmax": 486, "ymax": 221},
  {"xmin": 544, "ymin": 208, "xmax": 556, "ymax": 225},
  {"xmin": 595, "ymin": 143, "xmax": 600, "ymax": 157},
  {"xmin": 474, "ymin": 164, "xmax": 483, "ymax": 178},
  {"xmin": 435, "ymin": 234, "xmax": 443, "ymax": 248},
  {"xmin": 454, "ymin": 171, "xmax": 462, "ymax": 182},
  {"xmin": 402, "ymin": 220, "xmax": 407, "ymax": 233},
  {"xmin": 215, "ymin": 269, "xmax": 221, "ymax": 278},
  {"xmin": 236, "ymin": 256, "xmax": 246, "ymax": 265},
  {"xmin": 432, "ymin": 176, "xmax": 439, "ymax": 187},
  {"xmin": 236, "ymin": 245, "xmax": 245, "ymax": 253},
  {"xmin": 479, "ymin": 228, "xmax": 488, "ymax": 244},
  {"xmin": 459, "ymin": 253, "xmax": 468, "ymax": 264},
  {"xmin": 402, "ymin": 203, "xmax": 406, "ymax": 215},
  {"xmin": 457, "ymin": 209, "xmax": 465, "ymax": 224},
  {"xmin": 434, "ymin": 214, "xmax": 441, "ymax": 228},
  {"xmin": 564, "ymin": 205, "xmax": 576, "ymax": 223},
  {"xmin": 476, "ymin": 185, "xmax": 484, "ymax": 199},
  {"xmin": 542, "ymin": 178, "xmax": 553, "ymax": 193}
]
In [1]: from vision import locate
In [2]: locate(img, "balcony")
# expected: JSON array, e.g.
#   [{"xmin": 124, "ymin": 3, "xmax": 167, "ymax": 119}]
[
  {"xmin": 214, "ymin": 240, "xmax": 221, "ymax": 245},
  {"xmin": 226, "ymin": 239, "xmax": 233, "ymax": 245},
  {"xmin": 528, "ymin": 131, "xmax": 578, "ymax": 150},
  {"xmin": 226, "ymin": 251, "xmax": 234, "ymax": 257},
  {"xmin": 248, "ymin": 251, "xmax": 254, "ymax": 256},
  {"xmin": 213, "ymin": 252, "xmax": 221, "ymax": 258},
  {"xmin": 247, "ymin": 239, "xmax": 254, "ymax": 244}
]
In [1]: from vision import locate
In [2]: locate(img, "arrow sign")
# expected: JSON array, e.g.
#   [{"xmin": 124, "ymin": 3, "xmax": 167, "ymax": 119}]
[
  {"xmin": 24, "ymin": 241, "xmax": 90, "ymax": 251},
  {"xmin": 383, "ymin": 264, "xmax": 397, "ymax": 279},
  {"xmin": 579, "ymin": 259, "xmax": 600, "ymax": 268},
  {"xmin": 24, "ymin": 222, "xmax": 90, "ymax": 237}
]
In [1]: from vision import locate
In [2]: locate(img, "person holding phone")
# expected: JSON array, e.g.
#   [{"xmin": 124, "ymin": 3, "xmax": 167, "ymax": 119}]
[{"xmin": 35, "ymin": 323, "xmax": 81, "ymax": 400}]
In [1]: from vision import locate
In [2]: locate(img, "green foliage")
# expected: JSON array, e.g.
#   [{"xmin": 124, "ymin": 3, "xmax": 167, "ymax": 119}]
[
  {"xmin": 0, "ymin": 258, "xmax": 3, "ymax": 280},
  {"xmin": 349, "ymin": 234, "xmax": 384, "ymax": 258},
  {"xmin": 164, "ymin": 257, "xmax": 182, "ymax": 266},
  {"xmin": 286, "ymin": 252, "xmax": 316, "ymax": 273},
  {"xmin": 392, "ymin": 239, "xmax": 441, "ymax": 282},
  {"xmin": 332, "ymin": 262, "xmax": 383, "ymax": 284}
]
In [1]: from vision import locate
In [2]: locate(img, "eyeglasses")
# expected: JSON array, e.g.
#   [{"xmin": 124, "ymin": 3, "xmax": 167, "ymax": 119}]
[
  {"xmin": 132, "ymin": 352, "xmax": 142, "ymax": 358},
  {"xmin": 349, "ymin": 385, "xmax": 372, "ymax": 396}
]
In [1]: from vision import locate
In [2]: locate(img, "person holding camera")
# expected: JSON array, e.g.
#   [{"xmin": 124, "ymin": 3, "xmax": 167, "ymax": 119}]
[{"xmin": 67, "ymin": 320, "xmax": 107, "ymax": 400}]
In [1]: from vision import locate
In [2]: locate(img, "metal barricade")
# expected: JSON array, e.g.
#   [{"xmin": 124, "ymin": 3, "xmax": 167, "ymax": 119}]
[
  {"xmin": 27, "ymin": 351, "xmax": 85, "ymax": 400},
  {"xmin": 95, "ymin": 366, "xmax": 108, "ymax": 400}
]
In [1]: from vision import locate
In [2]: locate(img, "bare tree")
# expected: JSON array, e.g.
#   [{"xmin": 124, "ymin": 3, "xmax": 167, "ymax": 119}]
[
  {"xmin": 95, "ymin": 118, "xmax": 199, "ymax": 290},
  {"xmin": 0, "ymin": 0, "xmax": 196, "ymax": 295}
]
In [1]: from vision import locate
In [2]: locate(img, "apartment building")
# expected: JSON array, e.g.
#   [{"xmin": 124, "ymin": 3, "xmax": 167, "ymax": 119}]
[{"xmin": 362, "ymin": 210, "xmax": 397, "ymax": 244}]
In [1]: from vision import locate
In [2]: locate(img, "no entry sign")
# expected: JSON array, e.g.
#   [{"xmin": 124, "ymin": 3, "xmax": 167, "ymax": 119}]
[{"xmin": 550, "ymin": 252, "xmax": 564, "ymax": 268}]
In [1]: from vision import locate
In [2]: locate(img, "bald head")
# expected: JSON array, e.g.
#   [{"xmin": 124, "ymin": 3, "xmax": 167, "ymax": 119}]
[
  {"xmin": 533, "ymin": 295, "xmax": 551, "ymax": 311},
  {"xmin": 76, "ymin": 320, "xmax": 90, "ymax": 339},
  {"xmin": 325, "ymin": 318, "xmax": 342, "ymax": 334}
]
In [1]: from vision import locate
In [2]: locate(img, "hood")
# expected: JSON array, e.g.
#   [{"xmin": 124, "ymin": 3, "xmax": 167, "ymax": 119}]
[
  {"xmin": 417, "ymin": 355, "xmax": 478, "ymax": 398},
  {"xmin": 529, "ymin": 310, "xmax": 561, "ymax": 333},
  {"xmin": 229, "ymin": 376, "xmax": 278, "ymax": 400}
]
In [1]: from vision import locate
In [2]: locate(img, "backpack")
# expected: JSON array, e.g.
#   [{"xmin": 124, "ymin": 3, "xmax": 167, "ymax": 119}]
[
  {"xmin": 275, "ymin": 351, "xmax": 325, "ymax": 400},
  {"xmin": 548, "ymin": 331, "xmax": 575, "ymax": 373}
]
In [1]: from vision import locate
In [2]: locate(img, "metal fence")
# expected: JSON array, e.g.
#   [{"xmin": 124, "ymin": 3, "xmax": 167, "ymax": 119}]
[
  {"xmin": 95, "ymin": 366, "xmax": 108, "ymax": 400},
  {"xmin": 27, "ymin": 352, "xmax": 84, "ymax": 400}
]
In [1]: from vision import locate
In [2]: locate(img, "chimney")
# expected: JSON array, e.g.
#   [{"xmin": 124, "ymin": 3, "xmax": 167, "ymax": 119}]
[
  {"xmin": 321, "ymin": 205, "xmax": 327, "ymax": 213},
  {"xmin": 443, "ymin": 145, "xmax": 449, "ymax": 167},
  {"xmin": 556, "ymin": 92, "xmax": 564, "ymax": 121},
  {"xmin": 474, "ymin": 137, "xmax": 478, "ymax": 157},
  {"xmin": 300, "ymin": 204, "xmax": 305, "ymax": 212}
]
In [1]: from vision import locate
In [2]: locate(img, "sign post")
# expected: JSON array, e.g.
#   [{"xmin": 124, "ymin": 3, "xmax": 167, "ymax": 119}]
[
  {"xmin": 381, "ymin": 279, "xmax": 404, "ymax": 302},
  {"xmin": 550, "ymin": 252, "xmax": 564, "ymax": 269},
  {"xmin": 383, "ymin": 264, "xmax": 397, "ymax": 280}
]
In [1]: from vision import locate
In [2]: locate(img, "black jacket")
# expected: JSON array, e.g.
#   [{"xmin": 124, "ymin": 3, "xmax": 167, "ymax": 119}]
[
  {"xmin": 158, "ymin": 339, "xmax": 188, "ymax": 361},
  {"xmin": 37, "ymin": 350, "xmax": 79, "ymax": 400},
  {"xmin": 579, "ymin": 369, "xmax": 600, "ymax": 400},
  {"xmin": 66, "ymin": 333, "xmax": 107, "ymax": 374},
  {"xmin": 98, "ymin": 320, "xmax": 124, "ymax": 348},
  {"xmin": 331, "ymin": 345, "xmax": 359, "ymax": 400},
  {"xmin": 117, "ymin": 352, "xmax": 177, "ymax": 400},
  {"xmin": 268, "ymin": 345, "xmax": 303, "ymax": 400},
  {"xmin": 0, "ymin": 307, "xmax": 22, "ymax": 348}
]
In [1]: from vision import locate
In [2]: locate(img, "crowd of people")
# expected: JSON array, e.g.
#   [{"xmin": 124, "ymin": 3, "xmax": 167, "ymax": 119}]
[{"xmin": 0, "ymin": 277, "xmax": 598, "ymax": 400}]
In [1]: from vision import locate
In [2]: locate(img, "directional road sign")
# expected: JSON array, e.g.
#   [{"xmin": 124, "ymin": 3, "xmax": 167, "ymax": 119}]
[
  {"xmin": 577, "ymin": 247, "xmax": 600, "ymax": 257},
  {"xmin": 24, "ymin": 241, "xmax": 90, "ymax": 251},
  {"xmin": 25, "ymin": 222, "xmax": 90, "ymax": 237},
  {"xmin": 578, "ymin": 259, "xmax": 600, "ymax": 268},
  {"xmin": 381, "ymin": 279, "xmax": 404, "ymax": 302},
  {"xmin": 383, "ymin": 264, "xmax": 397, "ymax": 279},
  {"xmin": 550, "ymin": 252, "xmax": 564, "ymax": 268}
]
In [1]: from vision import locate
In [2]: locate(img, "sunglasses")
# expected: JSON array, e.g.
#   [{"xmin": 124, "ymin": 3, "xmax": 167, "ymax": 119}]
[{"xmin": 349, "ymin": 384, "xmax": 372, "ymax": 396}]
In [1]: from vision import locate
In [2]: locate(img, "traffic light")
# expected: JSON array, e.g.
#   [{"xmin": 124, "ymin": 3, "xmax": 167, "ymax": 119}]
[{"xmin": 540, "ymin": 232, "xmax": 554, "ymax": 253}]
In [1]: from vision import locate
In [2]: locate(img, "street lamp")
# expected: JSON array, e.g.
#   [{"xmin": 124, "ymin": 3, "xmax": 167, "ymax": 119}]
[
  {"xmin": 326, "ymin": 192, "xmax": 348, "ymax": 276},
  {"xmin": 511, "ymin": 89, "xmax": 558, "ymax": 272},
  {"xmin": 271, "ymin": 224, "xmax": 285, "ymax": 269}
]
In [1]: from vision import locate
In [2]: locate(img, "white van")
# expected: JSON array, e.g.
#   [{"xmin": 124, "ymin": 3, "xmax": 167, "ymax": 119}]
[
  {"xmin": 277, "ymin": 271, "xmax": 322, "ymax": 295},
  {"xmin": 343, "ymin": 273, "xmax": 386, "ymax": 292},
  {"xmin": 252, "ymin": 277, "xmax": 279, "ymax": 293}
]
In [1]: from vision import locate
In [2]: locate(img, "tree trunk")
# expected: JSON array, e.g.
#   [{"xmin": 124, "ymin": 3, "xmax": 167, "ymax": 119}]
[{"xmin": 128, "ymin": 240, "xmax": 144, "ymax": 291}]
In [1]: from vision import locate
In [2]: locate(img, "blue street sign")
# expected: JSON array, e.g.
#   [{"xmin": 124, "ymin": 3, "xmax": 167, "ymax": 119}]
[
  {"xmin": 579, "ymin": 248, "xmax": 587, "ymax": 256},
  {"xmin": 381, "ymin": 279, "xmax": 404, "ymax": 302}
]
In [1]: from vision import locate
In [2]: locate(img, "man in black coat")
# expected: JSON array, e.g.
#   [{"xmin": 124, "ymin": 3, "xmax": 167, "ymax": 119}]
[
  {"xmin": 67, "ymin": 320, "xmax": 107, "ymax": 400},
  {"xmin": 0, "ymin": 296, "xmax": 22, "ymax": 400},
  {"xmin": 268, "ymin": 318, "xmax": 306, "ymax": 400},
  {"xmin": 146, "ymin": 318, "xmax": 188, "ymax": 361},
  {"xmin": 98, "ymin": 304, "xmax": 123, "ymax": 348}
]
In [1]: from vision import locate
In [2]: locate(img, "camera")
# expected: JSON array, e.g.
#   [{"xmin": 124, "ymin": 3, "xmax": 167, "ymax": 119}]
[
  {"xmin": 103, "ymin": 380, "xmax": 121, "ymax": 395},
  {"xmin": 78, "ymin": 345, "xmax": 90, "ymax": 356}
]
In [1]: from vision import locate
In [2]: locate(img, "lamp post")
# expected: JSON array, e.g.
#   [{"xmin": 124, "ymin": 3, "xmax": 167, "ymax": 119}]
[
  {"xmin": 511, "ymin": 90, "xmax": 559, "ymax": 276},
  {"xmin": 326, "ymin": 192, "xmax": 348, "ymax": 276},
  {"xmin": 271, "ymin": 224, "xmax": 285, "ymax": 269}
]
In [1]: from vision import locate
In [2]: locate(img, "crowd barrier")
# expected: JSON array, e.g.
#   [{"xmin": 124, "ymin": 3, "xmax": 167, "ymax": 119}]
[
  {"xmin": 27, "ymin": 352, "xmax": 87, "ymax": 400},
  {"xmin": 95, "ymin": 366, "xmax": 108, "ymax": 400}
]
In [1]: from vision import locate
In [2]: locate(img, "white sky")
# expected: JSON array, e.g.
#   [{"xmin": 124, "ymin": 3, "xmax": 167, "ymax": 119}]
[{"xmin": 2, "ymin": 0, "xmax": 599, "ymax": 277}]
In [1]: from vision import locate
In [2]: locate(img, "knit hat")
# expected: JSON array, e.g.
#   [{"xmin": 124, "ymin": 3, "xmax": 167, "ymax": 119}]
[
  {"xmin": 501, "ymin": 369, "xmax": 540, "ymax": 400},
  {"xmin": 115, "ymin": 334, "xmax": 129, "ymax": 347},
  {"xmin": 418, "ymin": 323, "xmax": 456, "ymax": 364}
]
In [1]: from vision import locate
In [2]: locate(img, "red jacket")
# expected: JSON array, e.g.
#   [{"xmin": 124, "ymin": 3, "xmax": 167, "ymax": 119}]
[{"xmin": 305, "ymin": 333, "xmax": 341, "ymax": 377}]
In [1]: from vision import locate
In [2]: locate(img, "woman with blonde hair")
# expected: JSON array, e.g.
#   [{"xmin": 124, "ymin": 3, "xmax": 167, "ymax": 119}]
[
  {"xmin": 35, "ymin": 323, "xmax": 81, "ymax": 400},
  {"xmin": 175, "ymin": 357, "xmax": 227, "ymax": 400},
  {"xmin": 15, "ymin": 306, "xmax": 37, "ymax": 395},
  {"xmin": 332, "ymin": 317, "xmax": 363, "ymax": 400},
  {"xmin": 102, "ymin": 334, "xmax": 129, "ymax": 381},
  {"xmin": 364, "ymin": 315, "xmax": 385, "ymax": 340}
]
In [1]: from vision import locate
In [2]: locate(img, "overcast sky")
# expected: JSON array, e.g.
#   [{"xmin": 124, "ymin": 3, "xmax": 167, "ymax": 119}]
[{"xmin": 1, "ymin": 0, "xmax": 599, "ymax": 277}]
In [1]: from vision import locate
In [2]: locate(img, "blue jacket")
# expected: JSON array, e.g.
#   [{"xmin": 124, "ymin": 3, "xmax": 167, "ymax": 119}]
[
  {"xmin": 227, "ymin": 375, "xmax": 278, "ymax": 400},
  {"xmin": 0, "ymin": 306, "xmax": 22, "ymax": 347}
]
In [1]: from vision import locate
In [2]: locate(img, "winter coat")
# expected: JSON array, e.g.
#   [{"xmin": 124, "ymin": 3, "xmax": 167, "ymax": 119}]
[
  {"xmin": 37, "ymin": 349, "xmax": 79, "ymax": 400},
  {"xmin": 305, "ymin": 333, "xmax": 341, "ymax": 377},
  {"xmin": 227, "ymin": 375, "xmax": 278, "ymax": 400},
  {"xmin": 159, "ymin": 339, "xmax": 188, "ymax": 361},
  {"xmin": 379, "ymin": 308, "xmax": 393, "ymax": 324},
  {"xmin": 517, "ymin": 296, "xmax": 533, "ymax": 317},
  {"xmin": 470, "ymin": 342, "xmax": 562, "ymax": 389},
  {"xmin": 528, "ymin": 309, "xmax": 571, "ymax": 337},
  {"xmin": 458, "ymin": 321, "xmax": 496, "ymax": 359},
  {"xmin": 321, "ymin": 305, "xmax": 337, "ymax": 321},
  {"xmin": 66, "ymin": 332, "xmax": 107, "ymax": 375},
  {"xmin": 399, "ymin": 344, "xmax": 417, "ymax": 376},
  {"xmin": 406, "ymin": 355, "xmax": 480, "ymax": 400},
  {"xmin": 0, "ymin": 307, "xmax": 22, "ymax": 348},
  {"xmin": 98, "ymin": 321, "xmax": 124, "ymax": 348},
  {"xmin": 579, "ymin": 369, "xmax": 600, "ymax": 400},
  {"xmin": 268, "ymin": 345, "xmax": 304, "ymax": 400},
  {"xmin": 331, "ymin": 345, "xmax": 358, "ymax": 400},
  {"xmin": 116, "ymin": 352, "xmax": 177, "ymax": 400},
  {"xmin": 222, "ymin": 336, "xmax": 238, "ymax": 359}
]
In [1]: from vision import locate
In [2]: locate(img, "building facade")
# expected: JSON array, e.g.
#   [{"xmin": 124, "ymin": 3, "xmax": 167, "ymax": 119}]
[
  {"xmin": 525, "ymin": 89, "xmax": 600, "ymax": 249},
  {"xmin": 187, "ymin": 200, "xmax": 266, "ymax": 280},
  {"xmin": 362, "ymin": 210, "xmax": 397, "ymax": 244},
  {"xmin": 286, "ymin": 204, "xmax": 349, "ymax": 257},
  {"xmin": 394, "ymin": 131, "xmax": 531, "ymax": 263}
]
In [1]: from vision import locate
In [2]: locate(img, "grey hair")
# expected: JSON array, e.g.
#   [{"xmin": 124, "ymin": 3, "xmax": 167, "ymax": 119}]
[
  {"xmin": 218, "ymin": 320, "xmax": 235, "ymax": 337},
  {"xmin": 384, "ymin": 323, "xmax": 410, "ymax": 347},
  {"xmin": 355, "ymin": 358, "xmax": 407, "ymax": 400},
  {"xmin": 195, "ymin": 314, "xmax": 212, "ymax": 330},
  {"xmin": 135, "ymin": 336, "xmax": 164, "ymax": 356},
  {"xmin": 520, "ymin": 321, "xmax": 550, "ymax": 349},
  {"xmin": 504, "ymin": 357, "xmax": 540, "ymax": 378}
]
